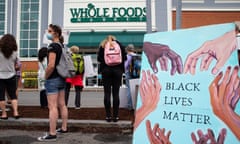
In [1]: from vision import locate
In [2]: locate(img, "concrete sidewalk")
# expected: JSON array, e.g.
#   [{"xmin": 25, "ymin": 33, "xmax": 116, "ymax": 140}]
[
  {"xmin": 17, "ymin": 88, "xmax": 105, "ymax": 108},
  {"xmin": 0, "ymin": 88, "xmax": 134, "ymax": 134}
]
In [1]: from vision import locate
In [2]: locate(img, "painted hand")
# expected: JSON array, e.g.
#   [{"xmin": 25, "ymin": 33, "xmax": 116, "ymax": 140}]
[
  {"xmin": 143, "ymin": 42, "xmax": 183, "ymax": 75},
  {"xmin": 184, "ymin": 30, "xmax": 237, "ymax": 75},
  {"xmin": 209, "ymin": 66, "xmax": 240, "ymax": 140},
  {"xmin": 134, "ymin": 70, "xmax": 161, "ymax": 130},
  {"xmin": 146, "ymin": 120, "xmax": 172, "ymax": 144},
  {"xmin": 191, "ymin": 128, "xmax": 226, "ymax": 144}
]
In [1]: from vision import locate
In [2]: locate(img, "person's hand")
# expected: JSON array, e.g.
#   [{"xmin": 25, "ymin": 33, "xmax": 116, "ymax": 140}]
[
  {"xmin": 140, "ymin": 70, "xmax": 160, "ymax": 111},
  {"xmin": 134, "ymin": 70, "xmax": 161, "ymax": 130},
  {"xmin": 207, "ymin": 128, "xmax": 226, "ymax": 144},
  {"xmin": 191, "ymin": 129, "xmax": 209, "ymax": 144},
  {"xmin": 209, "ymin": 66, "xmax": 240, "ymax": 140},
  {"xmin": 230, "ymin": 83, "xmax": 240, "ymax": 110},
  {"xmin": 143, "ymin": 42, "xmax": 183, "ymax": 75},
  {"xmin": 184, "ymin": 30, "xmax": 237, "ymax": 75},
  {"xmin": 191, "ymin": 128, "xmax": 226, "ymax": 144},
  {"xmin": 146, "ymin": 120, "xmax": 172, "ymax": 144},
  {"xmin": 15, "ymin": 63, "xmax": 20, "ymax": 71}
]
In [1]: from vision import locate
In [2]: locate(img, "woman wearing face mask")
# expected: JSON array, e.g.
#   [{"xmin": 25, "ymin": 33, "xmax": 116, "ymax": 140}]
[{"xmin": 38, "ymin": 24, "xmax": 68, "ymax": 142}]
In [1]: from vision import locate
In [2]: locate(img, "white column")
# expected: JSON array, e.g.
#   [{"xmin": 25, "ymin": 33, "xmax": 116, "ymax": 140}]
[
  {"xmin": 155, "ymin": 0, "xmax": 172, "ymax": 32},
  {"xmin": 48, "ymin": 0, "xmax": 53, "ymax": 25}
]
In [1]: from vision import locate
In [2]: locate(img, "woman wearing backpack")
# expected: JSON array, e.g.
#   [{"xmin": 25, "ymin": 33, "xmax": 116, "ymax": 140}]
[
  {"xmin": 65, "ymin": 45, "xmax": 84, "ymax": 109},
  {"xmin": 97, "ymin": 35, "xmax": 127, "ymax": 122},
  {"xmin": 38, "ymin": 24, "xmax": 68, "ymax": 141}
]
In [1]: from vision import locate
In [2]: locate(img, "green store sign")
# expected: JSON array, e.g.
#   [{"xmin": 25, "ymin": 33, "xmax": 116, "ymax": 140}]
[{"xmin": 70, "ymin": 3, "xmax": 146, "ymax": 23}]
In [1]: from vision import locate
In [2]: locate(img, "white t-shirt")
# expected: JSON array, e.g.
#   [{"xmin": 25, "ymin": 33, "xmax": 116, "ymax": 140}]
[
  {"xmin": 38, "ymin": 57, "xmax": 47, "ymax": 90},
  {"xmin": 0, "ymin": 51, "xmax": 17, "ymax": 79}
]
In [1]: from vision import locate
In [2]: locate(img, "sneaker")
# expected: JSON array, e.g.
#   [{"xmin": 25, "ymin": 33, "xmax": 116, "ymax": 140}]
[
  {"xmin": 37, "ymin": 133, "xmax": 57, "ymax": 141},
  {"xmin": 56, "ymin": 128, "xmax": 68, "ymax": 134},
  {"xmin": 113, "ymin": 117, "xmax": 119, "ymax": 122},
  {"xmin": 75, "ymin": 107, "xmax": 80, "ymax": 110},
  {"xmin": 105, "ymin": 117, "xmax": 112, "ymax": 122}
]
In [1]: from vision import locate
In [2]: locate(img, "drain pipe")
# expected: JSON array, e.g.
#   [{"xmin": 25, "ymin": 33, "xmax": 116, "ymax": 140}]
[{"xmin": 176, "ymin": 0, "xmax": 182, "ymax": 29}]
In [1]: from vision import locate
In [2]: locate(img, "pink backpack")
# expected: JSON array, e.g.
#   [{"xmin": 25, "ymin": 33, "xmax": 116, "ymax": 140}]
[{"xmin": 104, "ymin": 41, "xmax": 122, "ymax": 66}]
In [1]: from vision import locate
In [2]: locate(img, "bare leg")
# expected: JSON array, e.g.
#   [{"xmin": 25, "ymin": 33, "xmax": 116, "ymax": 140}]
[
  {"xmin": 0, "ymin": 101, "xmax": 7, "ymax": 117},
  {"xmin": 58, "ymin": 90, "xmax": 68, "ymax": 131},
  {"xmin": 11, "ymin": 99, "xmax": 19, "ymax": 116},
  {"xmin": 47, "ymin": 94, "xmax": 58, "ymax": 135}
]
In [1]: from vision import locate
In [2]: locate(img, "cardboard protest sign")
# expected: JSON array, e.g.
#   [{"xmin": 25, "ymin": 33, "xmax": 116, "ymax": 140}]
[{"xmin": 133, "ymin": 23, "xmax": 239, "ymax": 144}]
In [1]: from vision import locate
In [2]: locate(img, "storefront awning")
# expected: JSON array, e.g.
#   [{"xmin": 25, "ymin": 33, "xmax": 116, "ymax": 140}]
[{"xmin": 68, "ymin": 31, "xmax": 145, "ymax": 48}]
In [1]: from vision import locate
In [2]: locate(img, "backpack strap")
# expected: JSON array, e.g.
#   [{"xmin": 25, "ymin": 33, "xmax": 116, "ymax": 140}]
[
  {"xmin": 77, "ymin": 56, "xmax": 80, "ymax": 74},
  {"xmin": 53, "ymin": 42, "xmax": 67, "ymax": 65},
  {"xmin": 41, "ymin": 62, "xmax": 46, "ymax": 70}
]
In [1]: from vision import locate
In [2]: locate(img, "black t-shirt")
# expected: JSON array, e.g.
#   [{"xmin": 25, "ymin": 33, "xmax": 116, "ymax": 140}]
[{"xmin": 47, "ymin": 43, "xmax": 62, "ymax": 79}]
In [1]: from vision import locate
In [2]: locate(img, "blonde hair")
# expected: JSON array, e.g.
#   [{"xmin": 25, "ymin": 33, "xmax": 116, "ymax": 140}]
[
  {"xmin": 70, "ymin": 45, "xmax": 79, "ymax": 54},
  {"xmin": 100, "ymin": 35, "xmax": 116, "ymax": 48}
]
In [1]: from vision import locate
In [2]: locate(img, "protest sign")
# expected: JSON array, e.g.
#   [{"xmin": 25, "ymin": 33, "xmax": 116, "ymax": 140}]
[{"xmin": 133, "ymin": 23, "xmax": 239, "ymax": 144}]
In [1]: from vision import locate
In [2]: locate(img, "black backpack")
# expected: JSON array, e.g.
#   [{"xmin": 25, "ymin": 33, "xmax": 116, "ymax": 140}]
[{"xmin": 129, "ymin": 55, "xmax": 141, "ymax": 79}]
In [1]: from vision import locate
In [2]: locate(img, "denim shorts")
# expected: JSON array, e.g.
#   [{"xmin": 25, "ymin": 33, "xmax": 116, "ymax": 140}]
[{"xmin": 44, "ymin": 77, "xmax": 65, "ymax": 95}]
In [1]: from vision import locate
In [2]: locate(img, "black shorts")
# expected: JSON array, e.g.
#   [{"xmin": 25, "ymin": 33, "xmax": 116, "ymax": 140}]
[{"xmin": 0, "ymin": 76, "xmax": 17, "ymax": 101}]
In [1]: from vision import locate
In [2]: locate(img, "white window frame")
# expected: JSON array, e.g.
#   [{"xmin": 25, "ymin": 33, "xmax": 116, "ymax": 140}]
[{"xmin": 17, "ymin": 0, "xmax": 41, "ymax": 61}]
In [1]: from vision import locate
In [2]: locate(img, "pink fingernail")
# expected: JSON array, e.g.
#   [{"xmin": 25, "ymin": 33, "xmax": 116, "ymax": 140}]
[{"xmin": 212, "ymin": 68, "xmax": 218, "ymax": 75}]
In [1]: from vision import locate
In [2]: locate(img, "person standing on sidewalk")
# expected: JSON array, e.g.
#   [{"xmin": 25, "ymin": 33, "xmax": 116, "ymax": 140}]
[
  {"xmin": 65, "ymin": 45, "xmax": 84, "ymax": 109},
  {"xmin": 0, "ymin": 34, "xmax": 20, "ymax": 120},
  {"xmin": 6, "ymin": 56, "xmax": 21, "ymax": 105},
  {"xmin": 38, "ymin": 47, "xmax": 48, "ymax": 108},
  {"xmin": 14, "ymin": 57, "xmax": 22, "ymax": 98},
  {"xmin": 38, "ymin": 24, "xmax": 68, "ymax": 142},
  {"xmin": 97, "ymin": 35, "xmax": 126, "ymax": 122},
  {"xmin": 124, "ymin": 44, "xmax": 137, "ymax": 110}
]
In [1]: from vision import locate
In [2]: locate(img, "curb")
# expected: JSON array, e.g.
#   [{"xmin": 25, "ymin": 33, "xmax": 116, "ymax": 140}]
[
  {"xmin": 18, "ymin": 87, "xmax": 104, "ymax": 92},
  {"xmin": 0, "ymin": 118, "xmax": 133, "ymax": 134}
]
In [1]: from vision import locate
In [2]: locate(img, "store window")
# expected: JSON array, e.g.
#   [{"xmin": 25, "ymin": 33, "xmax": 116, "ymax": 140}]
[
  {"xmin": 19, "ymin": 0, "xmax": 39, "ymax": 58},
  {"xmin": 0, "ymin": 0, "xmax": 6, "ymax": 35}
]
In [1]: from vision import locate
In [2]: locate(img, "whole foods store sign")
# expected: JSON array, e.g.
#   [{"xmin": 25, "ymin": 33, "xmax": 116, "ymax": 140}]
[{"xmin": 70, "ymin": 3, "xmax": 146, "ymax": 23}]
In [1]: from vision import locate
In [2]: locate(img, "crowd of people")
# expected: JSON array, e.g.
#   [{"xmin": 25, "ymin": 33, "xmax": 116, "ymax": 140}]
[
  {"xmin": 0, "ymin": 24, "xmax": 138, "ymax": 142},
  {"xmin": 38, "ymin": 24, "xmax": 138, "ymax": 141},
  {"xmin": 0, "ymin": 24, "xmax": 239, "ymax": 141},
  {"xmin": 3, "ymin": 23, "xmax": 238, "ymax": 142}
]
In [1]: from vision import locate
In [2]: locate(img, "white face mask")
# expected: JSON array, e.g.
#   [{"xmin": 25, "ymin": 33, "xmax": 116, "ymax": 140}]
[{"xmin": 46, "ymin": 33, "xmax": 53, "ymax": 40}]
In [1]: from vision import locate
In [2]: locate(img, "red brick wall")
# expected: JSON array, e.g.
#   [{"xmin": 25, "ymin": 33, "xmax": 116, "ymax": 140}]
[
  {"xmin": 172, "ymin": 11, "xmax": 240, "ymax": 29},
  {"xmin": 21, "ymin": 61, "xmax": 38, "ymax": 72}
]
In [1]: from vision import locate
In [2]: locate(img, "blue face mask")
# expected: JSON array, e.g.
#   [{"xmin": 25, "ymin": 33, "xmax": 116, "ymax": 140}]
[{"xmin": 46, "ymin": 33, "xmax": 53, "ymax": 40}]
